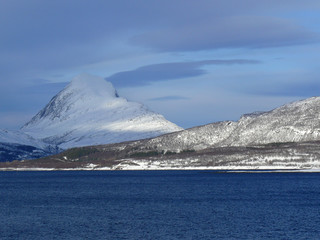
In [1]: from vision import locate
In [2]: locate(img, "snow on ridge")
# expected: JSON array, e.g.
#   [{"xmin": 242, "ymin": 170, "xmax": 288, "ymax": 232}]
[
  {"xmin": 0, "ymin": 129, "xmax": 48, "ymax": 149},
  {"xmin": 139, "ymin": 95, "xmax": 320, "ymax": 152}
]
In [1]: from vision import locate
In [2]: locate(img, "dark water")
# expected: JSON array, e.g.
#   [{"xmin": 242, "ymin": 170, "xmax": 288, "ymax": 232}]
[{"xmin": 1, "ymin": 171, "xmax": 320, "ymax": 240}]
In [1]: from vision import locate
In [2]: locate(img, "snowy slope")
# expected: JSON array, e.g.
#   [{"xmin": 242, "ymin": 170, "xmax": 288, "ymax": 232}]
[
  {"xmin": 22, "ymin": 73, "xmax": 183, "ymax": 149},
  {"xmin": 141, "ymin": 97, "xmax": 320, "ymax": 151},
  {"xmin": 0, "ymin": 129, "xmax": 59, "ymax": 161},
  {"xmin": 0, "ymin": 129, "xmax": 48, "ymax": 149},
  {"xmin": 222, "ymin": 97, "xmax": 320, "ymax": 146}
]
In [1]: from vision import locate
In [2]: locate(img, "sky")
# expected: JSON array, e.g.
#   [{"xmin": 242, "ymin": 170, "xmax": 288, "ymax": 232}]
[{"xmin": 1, "ymin": 0, "xmax": 320, "ymax": 129}]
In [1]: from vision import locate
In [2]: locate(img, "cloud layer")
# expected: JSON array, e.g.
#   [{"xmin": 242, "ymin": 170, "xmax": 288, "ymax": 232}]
[
  {"xmin": 148, "ymin": 96, "xmax": 190, "ymax": 102},
  {"xmin": 132, "ymin": 16, "xmax": 319, "ymax": 52},
  {"xmin": 1, "ymin": 0, "xmax": 319, "ymax": 78},
  {"xmin": 107, "ymin": 59, "xmax": 260, "ymax": 87}
]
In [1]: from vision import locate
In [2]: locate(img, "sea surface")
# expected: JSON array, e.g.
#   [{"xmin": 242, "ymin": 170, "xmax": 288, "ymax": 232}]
[{"xmin": 1, "ymin": 171, "xmax": 320, "ymax": 240}]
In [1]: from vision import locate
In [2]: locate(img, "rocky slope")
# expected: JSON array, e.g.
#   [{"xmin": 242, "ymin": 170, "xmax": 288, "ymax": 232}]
[{"xmin": 139, "ymin": 97, "xmax": 320, "ymax": 152}]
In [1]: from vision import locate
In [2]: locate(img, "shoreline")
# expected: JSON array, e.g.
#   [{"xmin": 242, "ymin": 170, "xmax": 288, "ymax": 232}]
[{"xmin": 1, "ymin": 166, "xmax": 320, "ymax": 172}]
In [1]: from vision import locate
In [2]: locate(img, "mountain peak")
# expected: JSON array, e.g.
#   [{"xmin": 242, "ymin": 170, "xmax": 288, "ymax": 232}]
[
  {"xmin": 22, "ymin": 73, "xmax": 182, "ymax": 148},
  {"xmin": 68, "ymin": 73, "xmax": 118, "ymax": 99}
]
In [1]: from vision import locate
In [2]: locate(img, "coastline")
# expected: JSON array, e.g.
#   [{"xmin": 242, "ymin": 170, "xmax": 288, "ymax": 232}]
[{"xmin": 1, "ymin": 165, "xmax": 320, "ymax": 172}]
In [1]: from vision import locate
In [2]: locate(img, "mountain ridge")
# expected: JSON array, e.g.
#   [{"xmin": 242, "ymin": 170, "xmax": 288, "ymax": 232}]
[
  {"xmin": 134, "ymin": 96, "xmax": 320, "ymax": 152},
  {"xmin": 1, "ymin": 73, "xmax": 320, "ymax": 167}
]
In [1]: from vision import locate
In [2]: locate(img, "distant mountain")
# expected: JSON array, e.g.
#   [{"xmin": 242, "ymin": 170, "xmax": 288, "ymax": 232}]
[
  {"xmin": 21, "ymin": 73, "xmax": 183, "ymax": 149},
  {"xmin": 0, "ymin": 129, "xmax": 46, "ymax": 148},
  {"xmin": 140, "ymin": 96, "xmax": 320, "ymax": 152},
  {"xmin": 0, "ymin": 129, "xmax": 59, "ymax": 161},
  {"xmin": 0, "ymin": 143, "xmax": 54, "ymax": 162}
]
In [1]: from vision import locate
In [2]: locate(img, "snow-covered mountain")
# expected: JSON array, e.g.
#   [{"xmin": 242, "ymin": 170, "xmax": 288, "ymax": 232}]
[
  {"xmin": 0, "ymin": 129, "xmax": 46, "ymax": 149},
  {"xmin": 140, "ymin": 97, "xmax": 320, "ymax": 152},
  {"xmin": 0, "ymin": 129, "xmax": 59, "ymax": 161},
  {"xmin": 22, "ymin": 73, "xmax": 183, "ymax": 149}
]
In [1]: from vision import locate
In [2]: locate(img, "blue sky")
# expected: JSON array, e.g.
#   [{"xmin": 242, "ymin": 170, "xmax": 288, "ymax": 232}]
[{"xmin": 1, "ymin": 0, "xmax": 320, "ymax": 129}]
